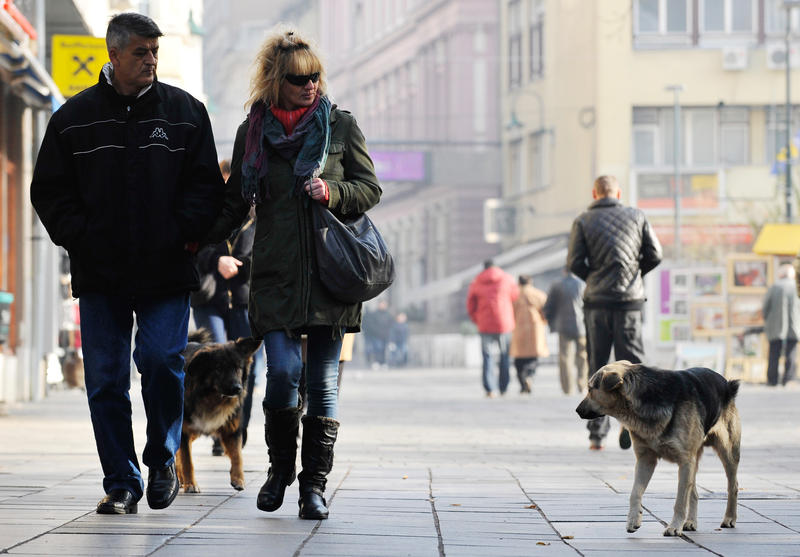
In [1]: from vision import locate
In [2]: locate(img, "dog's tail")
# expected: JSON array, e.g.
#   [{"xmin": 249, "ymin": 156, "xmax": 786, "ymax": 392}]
[
  {"xmin": 724, "ymin": 379, "xmax": 740, "ymax": 405},
  {"xmin": 189, "ymin": 328, "xmax": 213, "ymax": 344}
]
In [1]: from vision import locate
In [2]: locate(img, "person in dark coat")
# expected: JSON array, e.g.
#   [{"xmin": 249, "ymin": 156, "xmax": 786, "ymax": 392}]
[
  {"xmin": 567, "ymin": 175, "xmax": 662, "ymax": 450},
  {"xmin": 30, "ymin": 13, "xmax": 225, "ymax": 514},
  {"xmin": 192, "ymin": 160, "xmax": 264, "ymax": 455},
  {"xmin": 543, "ymin": 268, "xmax": 588, "ymax": 395},
  {"xmin": 204, "ymin": 27, "xmax": 381, "ymax": 521}
]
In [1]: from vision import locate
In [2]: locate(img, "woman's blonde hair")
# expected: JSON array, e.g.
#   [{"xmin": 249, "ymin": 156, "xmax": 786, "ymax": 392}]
[{"xmin": 245, "ymin": 25, "xmax": 327, "ymax": 109}]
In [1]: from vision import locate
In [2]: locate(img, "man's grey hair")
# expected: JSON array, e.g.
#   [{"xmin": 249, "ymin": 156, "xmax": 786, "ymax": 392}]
[{"xmin": 106, "ymin": 12, "xmax": 162, "ymax": 51}]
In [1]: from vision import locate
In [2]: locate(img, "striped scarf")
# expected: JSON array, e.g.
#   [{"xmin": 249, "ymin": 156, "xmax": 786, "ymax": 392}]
[{"xmin": 241, "ymin": 94, "xmax": 331, "ymax": 205}]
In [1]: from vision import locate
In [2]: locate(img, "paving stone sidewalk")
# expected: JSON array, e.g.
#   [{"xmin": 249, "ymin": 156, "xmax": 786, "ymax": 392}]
[{"xmin": 0, "ymin": 363, "xmax": 798, "ymax": 556}]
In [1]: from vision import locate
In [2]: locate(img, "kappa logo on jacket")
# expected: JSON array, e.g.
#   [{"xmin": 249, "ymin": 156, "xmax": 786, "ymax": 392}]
[{"xmin": 150, "ymin": 127, "xmax": 169, "ymax": 140}]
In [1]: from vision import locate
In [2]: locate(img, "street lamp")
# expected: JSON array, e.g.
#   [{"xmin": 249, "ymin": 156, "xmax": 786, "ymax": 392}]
[
  {"xmin": 666, "ymin": 84, "xmax": 684, "ymax": 260},
  {"xmin": 784, "ymin": 1, "xmax": 800, "ymax": 223}
]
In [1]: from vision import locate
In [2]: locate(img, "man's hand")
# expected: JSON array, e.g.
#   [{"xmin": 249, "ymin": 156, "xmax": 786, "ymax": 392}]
[{"xmin": 218, "ymin": 255, "xmax": 242, "ymax": 279}]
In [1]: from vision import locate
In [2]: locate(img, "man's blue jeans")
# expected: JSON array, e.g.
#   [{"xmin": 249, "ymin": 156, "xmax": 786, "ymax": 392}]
[
  {"xmin": 79, "ymin": 293, "xmax": 189, "ymax": 500},
  {"xmin": 262, "ymin": 327, "xmax": 342, "ymax": 418},
  {"xmin": 480, "ymin": 332, "xmax": 511, "ymax": 394}
]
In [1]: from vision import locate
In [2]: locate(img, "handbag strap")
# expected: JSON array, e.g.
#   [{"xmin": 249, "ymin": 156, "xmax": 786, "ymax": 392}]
[{"xmin": 226, "ymin": 216, "xmax": 255, "ymax": 255}]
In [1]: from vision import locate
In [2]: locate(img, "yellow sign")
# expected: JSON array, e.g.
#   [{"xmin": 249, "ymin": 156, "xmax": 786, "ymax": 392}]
[{"xmin": 51, "ymin": 35, "xmax": 108, "ymax": 97}]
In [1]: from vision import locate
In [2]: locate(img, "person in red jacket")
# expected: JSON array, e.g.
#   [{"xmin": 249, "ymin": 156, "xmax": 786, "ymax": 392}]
[{"xmin": 467, "ymin": 260, "xmax": 520, "ymax": 397}]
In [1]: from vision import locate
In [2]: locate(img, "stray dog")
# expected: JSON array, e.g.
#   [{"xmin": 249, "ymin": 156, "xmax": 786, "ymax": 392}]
[
  {"xmin": 576, "ymin": 360, "xmax": 741, "ymax": 537},
  {"xmin": 176, "ymin": 330, "xmax": 261, "ymax": 493}
]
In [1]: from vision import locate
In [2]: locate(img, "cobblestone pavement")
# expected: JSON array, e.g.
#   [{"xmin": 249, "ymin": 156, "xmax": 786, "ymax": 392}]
[{"xmin": 0, "ymin": 363, "xmax": 798, "ymax": 556}]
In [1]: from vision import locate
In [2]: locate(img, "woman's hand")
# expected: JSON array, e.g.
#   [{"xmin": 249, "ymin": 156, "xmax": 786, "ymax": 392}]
[
  {"xmin": 305, "ymin": 177, "xmax": 329, "ymax": 204},
  {"xmin": 218, "ymin": 255, "xmax": 242, "ymax": 279}
]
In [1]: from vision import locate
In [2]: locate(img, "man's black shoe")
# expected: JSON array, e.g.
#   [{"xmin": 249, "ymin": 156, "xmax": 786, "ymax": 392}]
[
  {"xmin": 97, "ymin": 489, "xmax": 138, "ymax": 514},
  {"xmin": 146, "ymin": 462, "xmax": 179, "ymax": 510},
  {"xmin": 619, "ymin": 427, "xmax": 632, "ymax": 450}
]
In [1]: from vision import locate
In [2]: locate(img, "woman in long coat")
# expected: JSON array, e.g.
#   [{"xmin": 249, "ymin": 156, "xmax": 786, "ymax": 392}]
[
  {"xmin": 205, "ymin": 27, "xmax": 381, "ymax": 520},
  {"xmin": 510, "ymin": 275, "xmax": 549, "ymax": 393}
]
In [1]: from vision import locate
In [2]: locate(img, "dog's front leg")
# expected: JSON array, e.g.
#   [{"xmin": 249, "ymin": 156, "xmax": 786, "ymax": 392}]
[
  {"xmin": 664, "ymin": 459, "xmax": 696, "ymax": 536},
  {"xmin": 177, "ymin": 432, "xmax": 200, "ymax": 493},
  {"xmin": 627, "ymin": 450, "xmax": 657, "ymax": 533},
  {"xmin": 220, "ymin": 432, "xmax": 245, "ymax": 491}
]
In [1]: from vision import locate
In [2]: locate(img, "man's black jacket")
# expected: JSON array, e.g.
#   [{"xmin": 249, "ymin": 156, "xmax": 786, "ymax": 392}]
[
  {"xmin": 567, "ymin": 197, "xmax": 662, "ymax": 309},
  {"xmin": 31, "ymin": 70, "xmax": 225, "ymax": 298}
]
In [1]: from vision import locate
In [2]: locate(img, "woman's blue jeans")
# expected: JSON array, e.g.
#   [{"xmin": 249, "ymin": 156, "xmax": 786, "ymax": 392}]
[
  {"xmin": 79, "ymin": 293, "xmax": 189, "ymax": 500},
  {"xmin": 262, "ymin": 327, "xmax": 342, "ymax": 418}
]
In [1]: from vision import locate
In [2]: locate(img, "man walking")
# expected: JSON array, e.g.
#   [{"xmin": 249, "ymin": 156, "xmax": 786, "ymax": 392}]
[
  {"xmin": 567, "ymin": 176, "xmax": 662, "ymax": 450},
  {"xmin": 467, "ymin": 260, "xmax": 519, "ymax": 397},
  {"xmin": 763, "ymin": 263, "xmax": 800, "ymax": 386},
  {"xmin": 31, "ymin": 13, "xmax": 224, "ymax": 514},
  {"xmin": 543, "ymin": 268, "xmax": 588, "ymax": 395}
]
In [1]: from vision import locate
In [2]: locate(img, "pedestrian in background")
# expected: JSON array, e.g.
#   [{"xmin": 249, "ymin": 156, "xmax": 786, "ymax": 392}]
[
  {"xmin": 762, "ymin": 263, "xmax": 800, "ymax": 386},
  {"xmin": 467, "ymin": 260, "xmax": 519, "ymax": 397},
  {"xmin": 366, "ymin": 300, "xmax": 394, "ymax": 369},
  {"xmin": 510, "ymin": 275, "xmax": 548, "ymax": 394},
  {"xmin": 191, "ymin": 160, "xmax": 264, "ymax": 456},
  {"xmin": 389, "ymin": 312, "xmax": 410, "ymax": 367},
  {"xmin": 567, "ymin": 175, "xmax": 662, "ymax": 450},
  {"xmin": 203, "ymin": 27, "xmax": 382, "ymax": 520},
  {"xmin": 31, "ymin": 13, "xmax": 225, "ymax": 514},
  {"xmin": 543, "ymin": 268, "xmax": 588, "ymax": 395}
]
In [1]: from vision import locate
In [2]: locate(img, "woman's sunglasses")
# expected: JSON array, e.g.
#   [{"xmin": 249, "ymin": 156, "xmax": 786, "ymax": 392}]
[{"xmin": 285, "ymin": 72, "xmax": 320, "ymax": 86}]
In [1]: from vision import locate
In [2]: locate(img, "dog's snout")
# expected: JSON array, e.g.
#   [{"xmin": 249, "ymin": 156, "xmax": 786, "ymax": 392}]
[
  {"xmin": 222, "ymin": 382, "xmax": 243, "ymax": 397},
  {"xmin": 576, "ymin": 398, "xmax": 604, "ymax": 420}
]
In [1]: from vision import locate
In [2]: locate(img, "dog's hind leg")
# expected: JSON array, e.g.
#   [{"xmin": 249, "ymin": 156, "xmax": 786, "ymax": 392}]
[
  {"xmin": 713, "ymin": 410, "xmax": 740, "ymax": 528},
  {"xmin": 683, "ymin": 447, "xmax": 704, "ymax": 532},
  {"xmin": 664, "ymin": 457, "xmax": 697, "ymax": 536},
  {"xmin": 627, "ymin": 449, "xmax": 657, "ymax": 533}
]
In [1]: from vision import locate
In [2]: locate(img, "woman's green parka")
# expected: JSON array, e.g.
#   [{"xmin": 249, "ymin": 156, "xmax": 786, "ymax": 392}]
[{"xmin": 205, "ymin": 108, "xmax": 382, "ymax": 337}]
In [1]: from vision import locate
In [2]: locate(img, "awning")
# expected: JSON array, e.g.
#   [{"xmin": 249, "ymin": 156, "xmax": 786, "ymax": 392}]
[
  {"xmin": 402, "ymin": 234, "xmax": 568, "ymax": 306},
  {"xmin": 0, "ymin": 34, "xmax": 64, "ymax": 108},
  {"xmin": 752, "ymin": 223, "xmax": 800, "ymax": 256}
]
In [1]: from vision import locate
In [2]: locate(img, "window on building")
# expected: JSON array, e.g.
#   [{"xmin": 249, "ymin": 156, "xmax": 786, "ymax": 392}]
[
  {"xmin": 766, "ymin": 106, "xmax": 800, "ymax": 164},
  {"xmin": 528, "ymin": 0, "xmax": 544, "ymax": 79},
  {"xmin": 700, "ymin": 0, "xmax": 755, "ymax": 33},
  {"xmin": 635, "ymin": 0, "xmax": 691, "ymax": 34},
  {"xmin": 632, "ymin": 106, "xmax": 750, "ymax": 167},
  {"xmin": 765, "ymin": 0, "xmax": 800, "ymax": 34},
  {"xmin": 720, "ymin": 107, "xmax": 749, "ymax": 164},
  {"xmin": 508, "ymin": 0, "xmax": 522, "ymax": 88}
]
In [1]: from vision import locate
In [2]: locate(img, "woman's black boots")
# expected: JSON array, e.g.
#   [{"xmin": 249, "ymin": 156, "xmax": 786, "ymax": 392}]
[
  {"xmin": 256, "ymin": 406, "xmax": 301, "ymax": 512},
  {"xmin": 297, "ymin": 415, "xmax": 339, "ymax": 520}
]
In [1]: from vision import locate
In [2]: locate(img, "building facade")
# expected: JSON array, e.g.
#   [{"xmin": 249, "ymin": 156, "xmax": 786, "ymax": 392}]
[
  {"xmin": 319, "ymin": 0, "xmax": 502, "ymax": 330},
  {"xmin": 499, "ymin": 0, "xmax": 800, "ymax": 261},
  {"xmin": 1, "ymin": 0, "xmax": 208, "ymax": 407}
]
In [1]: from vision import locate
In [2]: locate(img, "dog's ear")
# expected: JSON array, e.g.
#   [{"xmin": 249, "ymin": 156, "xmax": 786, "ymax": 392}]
[
  {"xmin": 235, "ymin": 336, "xmax": 262, "ymax": 357},
  {"xmin": 601, "ymin": 371, "xmax": 624, "ymax": 392}
]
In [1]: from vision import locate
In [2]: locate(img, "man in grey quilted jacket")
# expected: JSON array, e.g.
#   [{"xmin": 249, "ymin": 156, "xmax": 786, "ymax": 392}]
[{"xmin": 567, "ymin": 175, "xmax": 662, "ymax": 450}]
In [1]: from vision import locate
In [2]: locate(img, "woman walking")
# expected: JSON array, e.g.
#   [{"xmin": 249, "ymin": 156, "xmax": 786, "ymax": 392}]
[{"xmin": 205, "ymin": 27, "xmax": 381, "ymax": 520}]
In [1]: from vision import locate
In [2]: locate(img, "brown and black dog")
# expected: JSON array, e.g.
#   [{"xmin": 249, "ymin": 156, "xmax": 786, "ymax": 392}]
[
  {"xmin": 576, "ymin": 360, "xmax": 741, "ymax": 537},
  {"xmin": 176, "ymin": 330, "xmax": 261, "ymax": 493}
]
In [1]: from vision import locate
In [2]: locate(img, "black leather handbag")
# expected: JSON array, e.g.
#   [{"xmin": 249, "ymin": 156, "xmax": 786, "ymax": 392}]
[{"xmin": 311, "ymin": 202, "xmax": 395, "ymax": 303}]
